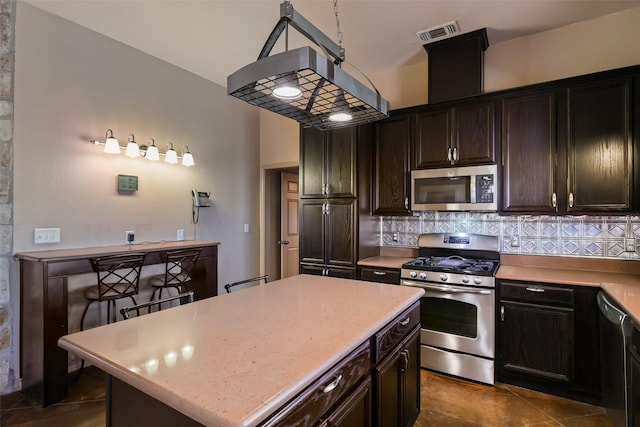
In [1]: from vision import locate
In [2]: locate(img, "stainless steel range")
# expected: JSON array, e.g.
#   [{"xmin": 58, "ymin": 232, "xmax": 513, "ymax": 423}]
[{"xmin": 401, "ymin": 233, "xmax": 500, "ymax": 385}]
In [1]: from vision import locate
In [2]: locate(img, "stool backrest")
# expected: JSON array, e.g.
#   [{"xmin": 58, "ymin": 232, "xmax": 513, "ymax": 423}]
[
  {"xmin": 162, "ymin": 248, "xmax": 201, "ymax": 287},
  {"xmin": 120, "ymin": 291, "xmax": 194, "ymax": 320},
  {"xmin": 91, "ymin": 252, "xmax": 147, "ymax": 300}
]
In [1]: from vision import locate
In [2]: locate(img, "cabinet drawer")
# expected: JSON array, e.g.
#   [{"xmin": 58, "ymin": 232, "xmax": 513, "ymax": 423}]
[
  {"xmin": 360, "ymin": 267, "xmax": 400, "ymax": 285},
  {"xmin": 500, "ymin": 281, "xmax": 574, "ymax": 307},
  {"xmin": 261, "ymin": 341, "xmax": 371, "ymax": 427},
  {"xmin": 373, "ymin": 302, "xmax": 420, "ymax": 364}
]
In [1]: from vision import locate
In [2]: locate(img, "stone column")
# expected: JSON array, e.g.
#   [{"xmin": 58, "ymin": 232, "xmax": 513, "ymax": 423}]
[{"xmin": 0, "ymin": 0, "xmax": 15, "ymax": 393}]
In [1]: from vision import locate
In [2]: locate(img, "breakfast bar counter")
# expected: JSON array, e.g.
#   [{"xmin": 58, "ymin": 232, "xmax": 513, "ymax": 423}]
[{"xmin": 58, "ymin": 275, "xmax": 424, "ymax": 427}]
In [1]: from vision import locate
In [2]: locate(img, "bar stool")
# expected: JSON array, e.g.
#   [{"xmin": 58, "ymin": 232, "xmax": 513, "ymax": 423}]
[
  {"xmin": 79, "ymin": 252, "xmax": 147, "ymax": 329},
  {"xmin": 148, "ymin": 248, "xmax": 201, "ymax": 305}
]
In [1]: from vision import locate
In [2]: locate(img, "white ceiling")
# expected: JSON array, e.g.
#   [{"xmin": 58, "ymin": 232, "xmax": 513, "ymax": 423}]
[{"xmin": 25, "ymin": 0, "xmax": 640, "ymax": 88}]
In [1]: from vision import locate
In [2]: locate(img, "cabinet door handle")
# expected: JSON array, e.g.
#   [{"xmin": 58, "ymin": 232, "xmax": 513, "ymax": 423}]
[
  {"xmin": 452, "ymin": 147, "xmax": 458, "ymax": 161},
  {"xmin": 325, "ymin": 183, "xmax": 330, "ymax": 196},
  {"xmin": 405, "ymin": 197, "xmax": 409, "ymax": 210},
  {"xmin": 500, "ymin": 306, "xmax": 505, "ymax": 322},
  {"xmin": 322, "ymin": 183, "xmax": 327, "ymax": 196},
  {"xmin": 373, "ymin": 271, "xmax": 387, "ymax": 276},
  {"xmin": 569, "ymin": 192, "xmax": 574, "ymax": 208},
  {"xmin": 322, "ymin": 374, "xmax": 343, "ymax": 393},
  {"xmin": 552, "ymin": 192, "xmax": 557, "ymax": 209},
  {"xmin": 447, "ymin": 147, "xmax": 452, "ymax": 162},
  {"xmin": 399, "ymin": 317, "xmax": 410, "ymax": 326},
  {"xmin": 400, "ymin": 350, "xmax": 409, "ymax": 372},
  {"xmin": 525, "ymin": 287, "xmax": 545, "ymax": 293}
]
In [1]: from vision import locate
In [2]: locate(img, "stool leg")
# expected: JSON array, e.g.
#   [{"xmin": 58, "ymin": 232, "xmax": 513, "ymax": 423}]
[{"xmin": 75, "ymin": 300, "xmax": 95, "ymax": 384}]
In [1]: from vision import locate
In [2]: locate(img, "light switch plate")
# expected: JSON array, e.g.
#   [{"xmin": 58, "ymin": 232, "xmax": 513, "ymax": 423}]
[
  {"xmin": 625, "ymin": 238, "xmax": 636, "ymax": 252},
  {"xmin": 34, "ymin": 228, "xmax": 60, "ymax": 244}
]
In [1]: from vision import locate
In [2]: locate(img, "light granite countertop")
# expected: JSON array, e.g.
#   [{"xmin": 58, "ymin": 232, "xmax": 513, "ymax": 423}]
[{"xmin": 58, "ymin": 275, "xmax": 423, "ymax": 427}]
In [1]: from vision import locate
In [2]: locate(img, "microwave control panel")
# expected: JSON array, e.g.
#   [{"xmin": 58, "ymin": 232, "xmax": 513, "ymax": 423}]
[{"xmin": 476, "ymin": 174, "xmax": 495, "ymax": 203}]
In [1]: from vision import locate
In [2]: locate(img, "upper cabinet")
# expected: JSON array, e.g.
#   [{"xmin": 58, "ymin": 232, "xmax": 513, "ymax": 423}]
[
  {"xmin": 412, "ymin": 98, "xmax": 498, "ymax": 169},
  {"xmin": 501, "ymin": 68, "xmax": 638, "ymax": 214},
  {"xmin": 301, "ymin": 126, "xmax": 357, "ymax": 199},
  {"xmin": 372, "ymin": 113, "xmax": 412, "ymax": 216},
  {"xmin": 565, "ymin": 77, "xmax": 633, "ymax": 213}
]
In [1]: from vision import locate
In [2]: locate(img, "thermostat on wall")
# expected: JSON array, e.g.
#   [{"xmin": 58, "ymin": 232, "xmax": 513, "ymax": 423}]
[{"xmin": 117, "ymin": 174, "xmax": 138, "ymax": 192}]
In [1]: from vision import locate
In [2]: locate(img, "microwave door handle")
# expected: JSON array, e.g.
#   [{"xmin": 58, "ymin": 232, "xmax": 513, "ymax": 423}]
[{"xmin": 470, "ymin": 174, "xmax": 477, "ymax": 203}]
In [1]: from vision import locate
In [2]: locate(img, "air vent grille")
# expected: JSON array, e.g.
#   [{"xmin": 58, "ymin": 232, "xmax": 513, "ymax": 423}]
[{"xmin": 416, "ymin": 21, "xmax": 460, "ymax": 44}]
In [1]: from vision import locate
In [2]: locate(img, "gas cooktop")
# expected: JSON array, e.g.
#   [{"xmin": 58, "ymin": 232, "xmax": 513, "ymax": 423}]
[{"xmin": 402, "ymin": 255, "xmax": 498, "ymax": 277}]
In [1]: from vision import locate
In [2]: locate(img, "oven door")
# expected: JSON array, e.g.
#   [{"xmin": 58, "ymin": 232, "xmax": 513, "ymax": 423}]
[{"xmin": 402, "ymin": 279, "xmax": 495, "ymax": 359}]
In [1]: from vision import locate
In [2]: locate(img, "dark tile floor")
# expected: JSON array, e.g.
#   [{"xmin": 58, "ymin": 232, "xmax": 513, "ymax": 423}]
[{"xmin": 0, "ymin": 367, "xmax": 612, "ymax": 426}]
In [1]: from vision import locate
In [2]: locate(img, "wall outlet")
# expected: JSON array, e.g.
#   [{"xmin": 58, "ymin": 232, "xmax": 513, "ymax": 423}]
[
  {"xmin": 125, "ymin": 231, "xmax": 135, "ymax": 245},
  {"xmin": 625, "ymin": 238, "xmax": 636, "ymax": 252},
  {"xmin": 511, "ymin": 236, "xmax": 520, "ymax": 247},
  {"xmin": 243, "ymin": 224, "xmax": 250, "ymax": 233},
  {"xmin": 177, "ymin": 229, "xmax": 184, "ymax": 241},
  {"xmin": 392, "ymin": 231, "xmax": 399, "ymax": 242},
  {"xmin": 34, "ymin": 228, "xmax": 60, "ymax": 244}
]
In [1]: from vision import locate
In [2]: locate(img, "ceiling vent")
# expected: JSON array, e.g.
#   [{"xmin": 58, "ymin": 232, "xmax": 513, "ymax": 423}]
[{"xmin": 416, "ymin": 21, "xmax": 460, "ymax": 44}]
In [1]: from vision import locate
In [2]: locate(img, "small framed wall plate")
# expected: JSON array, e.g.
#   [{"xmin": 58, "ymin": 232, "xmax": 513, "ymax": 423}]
[{"xmin": 117, "ymin": 174, "xmax": 138, "ymax": 192}]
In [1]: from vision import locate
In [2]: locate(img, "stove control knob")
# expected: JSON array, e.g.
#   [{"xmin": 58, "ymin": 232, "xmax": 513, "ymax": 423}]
[
  {"xmin": 462, "ymin": 276, "xmax": 471, "ymax": 284},
  {"xmin": 474, "ymin": 277, "xmax": 483, "ymax": 285},
  {"xmin": 419, "ymin": 272, "xmax": 427, "ymax": 280},
  {"xmin": 410, "ymin": 271, "xmax": 417, "ymax": 278},
  {"xmin": 440, "ymin": 274, "xmax": 448, "ymax": 282}
]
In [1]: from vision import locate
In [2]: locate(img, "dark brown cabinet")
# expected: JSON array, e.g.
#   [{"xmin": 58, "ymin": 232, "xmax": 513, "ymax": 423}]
[
  {"xmin": 501, "ymin": 68, "xmax": 638, "ymax": 214},
  {"xmin": 299, "ymin": 125, "xmax": 378, "ymax": 279},
  {"xmin": 359, "ymin": 266, "xmax": 401, "ymax": 285},
  {"xmin": 321, "ymin": 378, "xmax": 372, "ymax": 427},
  {"xmin": 301, "ymin": 126, "xmax": 357, "ymax": 199},
  {"xmin": 501, "ymin": 89, "xmax": 558, "ymax": 213},
  {"xmin": 565, "ymin": 77, "xmax": 633, "ymax": 213},
  {"xmin": 372, "ymin": 113, "xmax": 412, "ymax": 216},
  {"xmin": 412, "ymin": 98, "xmax": 498, "ymax": 169},
  {"xmin": 497, "ymin": 280, "xmax": 601, "ymax": 404},
  {"xmin": 374, "ymin": 327, "xmax": 420, "ymax": 427}
]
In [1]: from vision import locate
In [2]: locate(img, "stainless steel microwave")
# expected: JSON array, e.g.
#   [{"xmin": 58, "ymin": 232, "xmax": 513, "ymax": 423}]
[{"xmin": 411, "ymin": 164, "xmax": 498, "ymax": 211}]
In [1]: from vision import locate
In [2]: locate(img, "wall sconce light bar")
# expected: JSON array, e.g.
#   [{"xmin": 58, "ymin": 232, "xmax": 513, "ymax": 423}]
[{"xmin": 90, "ymin": 129, "xmax": 195, "ymax": 167}]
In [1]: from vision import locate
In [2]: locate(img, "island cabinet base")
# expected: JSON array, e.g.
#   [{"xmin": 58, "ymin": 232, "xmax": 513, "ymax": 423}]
[{"xmin": 107, "ymin": 376, "xmax": 204, "ymax": 427}]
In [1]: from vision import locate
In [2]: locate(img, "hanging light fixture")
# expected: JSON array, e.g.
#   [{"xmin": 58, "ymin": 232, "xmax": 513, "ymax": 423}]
[
  {"xmin": 328, "ymin": 90, "xmax": 353, "ymax": 122},
  {"xmin": 125, "ymin": 134, "xmax": 140, "ymax": 158},
  {"xmin": 227, "ymin": 0, "xmax": 388, "ymax": 130},
  {"xmin": 144, "ymin": 138, "xmax": 160, "ymax": 161},
  {"xmin": 103, "ymin": 129, "xmax": 120, "ymax": 154},
  {"xmin": 181, "ymin": 146, "xmax": 195, "ymax": 167},
  {"xmin": 164, "ymin": 142, "xmax": 178, "ymax": 164}
]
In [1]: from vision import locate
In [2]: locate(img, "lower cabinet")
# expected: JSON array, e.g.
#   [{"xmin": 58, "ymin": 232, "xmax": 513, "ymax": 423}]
[
  {"xmin": 497, "ymin": 280, "xmax": 601, "ymax": 404},
  {"xmin": 261, "ymin": 302, "xmax": 421, "ymax": 427},
  {"xmin": 359, "ymin": 266, "xmax": 401, "ymax": 285},
  {"xmin": 374, "ymin": 327, "xmax": 420, "ymax": 427}
]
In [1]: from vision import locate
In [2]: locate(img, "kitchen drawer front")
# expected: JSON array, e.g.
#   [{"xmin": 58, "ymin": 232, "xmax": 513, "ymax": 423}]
[
  {"xmin": 261, "ymin": 341, "xmax": 371, "ymax": 427},
  {"xmin": 373, "ymin": 302, "xmax": 420, "ymax": 364},
  {"xmin": 360, "ymin": 267, "xmax": 400, "ymax": 285},
  {"xmin": 500, "ymin": 281, "xmax": 574, "ymax": 307}
]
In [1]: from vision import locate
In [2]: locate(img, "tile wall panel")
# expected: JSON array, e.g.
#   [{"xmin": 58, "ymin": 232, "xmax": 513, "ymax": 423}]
[{"xmin": 381, "ymin": 213, "xmax": 640, "ymax": 260}]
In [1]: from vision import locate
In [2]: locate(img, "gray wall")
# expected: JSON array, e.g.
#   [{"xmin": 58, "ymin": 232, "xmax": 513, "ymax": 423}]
[{"xmin": 4, "ymin": 1, "xmax": 261, "ymax": 392}]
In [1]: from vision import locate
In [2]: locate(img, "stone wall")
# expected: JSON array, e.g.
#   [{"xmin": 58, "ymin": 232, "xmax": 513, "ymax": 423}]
[{"xmin": 0, "ymin": 0, "xmax": 14, "ymax": 393}]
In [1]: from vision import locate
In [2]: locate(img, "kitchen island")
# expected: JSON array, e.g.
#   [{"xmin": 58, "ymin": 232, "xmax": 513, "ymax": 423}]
[{"xmin": 58, "ymin": 274, "xmax": 424, "ymax": 426}]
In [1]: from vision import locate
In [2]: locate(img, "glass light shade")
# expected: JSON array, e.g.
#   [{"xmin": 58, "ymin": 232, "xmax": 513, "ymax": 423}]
[
  {"xmin": 125, "ymin": 141, "xmax": 141, "ymax": 158},
  {"xmin": 165, "ymin": 148, "xmax": 178, "ymax": 164},
  {"xmin": 182, "ymin": 152, "xmax": 195, "ymax": 167},
  {"xmin": 328, "ymin": 91, "xmax": 353, "ymax": 122},
  {"xmin": 146, "ymin": 144, "xmax": 160, "ymax": 161},
  {"xmin": 272, "ymin": 73, "xmax": 303, "ymax": 100},
  {"xmin": 103, "ymin": 136, "xmax": 120, "ymax": 154}
]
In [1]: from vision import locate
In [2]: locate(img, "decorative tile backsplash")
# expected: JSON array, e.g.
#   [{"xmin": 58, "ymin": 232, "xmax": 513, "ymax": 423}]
[{"xmin": 381, "ymin": 213, "xmax": 640, "ymax": 260}]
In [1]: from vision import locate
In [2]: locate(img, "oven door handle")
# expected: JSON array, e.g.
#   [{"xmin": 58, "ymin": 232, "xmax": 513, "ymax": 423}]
[{"xmin": 402, "ymin": 280, "xmax": 492, "ymax": 295}]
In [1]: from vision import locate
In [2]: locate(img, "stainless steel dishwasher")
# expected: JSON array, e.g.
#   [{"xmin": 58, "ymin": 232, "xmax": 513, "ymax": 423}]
[{"xmin": 598, "ymin": 291, "xmax": 632, "ymax": 427}]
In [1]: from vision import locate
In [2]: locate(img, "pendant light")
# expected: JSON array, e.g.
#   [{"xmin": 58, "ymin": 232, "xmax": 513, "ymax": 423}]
[
  {"xmin": 227, "ymin": 0, "xmax": 388, "ymax": 130},
  {"xmin": 328, "ymin": 90, "xmax": 353, "ymax": 122}
]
